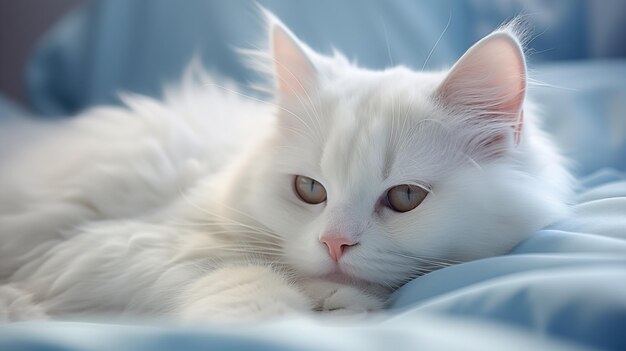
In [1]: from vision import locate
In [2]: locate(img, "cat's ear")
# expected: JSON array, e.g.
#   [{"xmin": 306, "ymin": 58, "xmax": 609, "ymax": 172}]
[
  {"xmin": 266, "ymin": 14, "xmax": 317, "ymax": 99},
  {"xmin": 436, "ymin": 30, "xmax": 526, "ymax": 142}
]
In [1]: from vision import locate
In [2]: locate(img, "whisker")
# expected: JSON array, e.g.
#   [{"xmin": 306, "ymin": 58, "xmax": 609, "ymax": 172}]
[
  {"xmin": 185, "ymin": 246, "xmax": 285, "ymax": 255},
  {"xmin": 174, "ymin": 191, "xmax": 282, "ymax": 240},
  {"xmin": 422, "ymin": 10, "xmax": 452, "ymax": 71},
  {"xmin": 394, "ymin": 253, "xmax": 462, "ymax": 265},
  {"xmin": 168, "ymin": 221, "xmax": 285, "ymax": 241}
]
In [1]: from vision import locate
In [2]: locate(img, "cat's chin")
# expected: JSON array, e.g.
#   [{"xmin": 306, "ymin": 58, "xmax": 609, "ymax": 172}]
[{"xmin": 296, "ymin": 259, "xmax": 384, "ymax": 288}]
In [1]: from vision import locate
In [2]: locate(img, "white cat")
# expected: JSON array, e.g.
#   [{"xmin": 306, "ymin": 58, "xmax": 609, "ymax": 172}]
[{"xmin": 0, "ymin": 12, "xmax": 571, "ymax": 322}]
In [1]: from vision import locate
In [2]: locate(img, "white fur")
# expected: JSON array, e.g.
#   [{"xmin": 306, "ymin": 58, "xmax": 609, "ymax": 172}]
[{"xmin": 0, "ymin": 14, "xmax": 572, "ymax": 322}]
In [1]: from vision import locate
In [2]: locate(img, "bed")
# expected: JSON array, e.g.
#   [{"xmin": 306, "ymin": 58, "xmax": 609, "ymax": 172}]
[{"xmin": 1, "ymin": 1, "xmax": 625, "ymax": 350}]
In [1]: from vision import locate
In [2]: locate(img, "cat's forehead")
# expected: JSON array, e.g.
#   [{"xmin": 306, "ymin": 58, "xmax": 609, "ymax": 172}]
[
  {"xmin": 275, "ymin": 67, "xmax": 456, "ymax": 195},
  {"xmin": 327, "ymin": 67, "xmax": 443, "ymax": 99},
  {"xmin": 317, "ymin": 70, "xmax": 447, "ymax": 190}
]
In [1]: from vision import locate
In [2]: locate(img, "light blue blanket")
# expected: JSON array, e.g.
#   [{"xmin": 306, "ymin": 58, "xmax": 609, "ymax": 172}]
[{"xmin": 0, "ymin": 1, "xmax": 625, "ymax": 350}]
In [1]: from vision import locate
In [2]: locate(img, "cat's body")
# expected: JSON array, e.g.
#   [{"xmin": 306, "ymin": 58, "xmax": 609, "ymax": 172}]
[{"xmin": 0, "ymin": 14, "xmax": 571, "ymax": 322}]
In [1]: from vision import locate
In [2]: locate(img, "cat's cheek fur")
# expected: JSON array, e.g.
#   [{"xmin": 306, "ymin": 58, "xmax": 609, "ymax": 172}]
[
  {"xmin": 395, "ymin": 163, "xmax": 570, "ymax": 262},
  {"xmin": 229, "ymin": 154, "xmax": 336, "ymax": 278},
  {"xmin": 178, "ymin": 266, "xmax": 311, "ymax": 322},
  {"xmin": 282, "ymin": 224, "xmax": 335, "ymax": 277}
]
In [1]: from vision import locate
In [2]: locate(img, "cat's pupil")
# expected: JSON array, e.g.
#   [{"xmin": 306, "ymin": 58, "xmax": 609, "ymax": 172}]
[
  {"xmin": 387, "ymin": 184, "xmax": 428, "ymax": 213},
  {"xmin": 294, "ymin": 175, "xmax": 327, "ymax": 204}
]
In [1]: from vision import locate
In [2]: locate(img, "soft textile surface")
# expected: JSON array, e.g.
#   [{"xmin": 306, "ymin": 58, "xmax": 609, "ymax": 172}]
[{"xmin": 1, "ymin": 1, "xmax": 625, "ymax": 350}]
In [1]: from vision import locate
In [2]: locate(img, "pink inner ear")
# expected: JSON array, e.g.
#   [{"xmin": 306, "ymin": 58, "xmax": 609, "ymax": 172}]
[
  {"xmin": 271, "ymin": 24, "xmax": 316, "ymax": 98},
  {"xmin": 438, "ymin": 32, "xmax": 527, "ymax": 125}
]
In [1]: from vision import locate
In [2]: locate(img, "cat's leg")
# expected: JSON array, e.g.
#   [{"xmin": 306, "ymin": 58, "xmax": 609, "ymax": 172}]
[
  {"xmin": 0, "ymin": 284, "xmax": 48, "ymax": 322},
  {"xmin": 178, "ymin": 265, "xmax": 311, "ymax": 322},
  {"xmin": 299, "ymin": 280, "xmax": 387, "ymax": 316},
  {"xmin": 7, "ymin": 218, "xmax": 312, "ymax": 321}
]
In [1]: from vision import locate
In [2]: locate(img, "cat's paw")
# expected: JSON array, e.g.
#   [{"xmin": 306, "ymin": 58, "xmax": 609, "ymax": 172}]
[
  {"xmin": 179, "ymin": 266, "xmax": 311, "ymax": 322},
  {"xmin": 0, "ymin": 285, "xmax": 48, "ymax": 322},
  {"xmin": 302, "ymin": 280, "xmax": 386, "ymax": 316},
  {"xmin": 317, "ymin": 285, "xmax": 385, "ymax": 316}
]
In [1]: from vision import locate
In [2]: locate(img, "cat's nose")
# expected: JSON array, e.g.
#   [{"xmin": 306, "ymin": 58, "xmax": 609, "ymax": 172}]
[{"xmin": 320, "ymin": 236, "xmax": 357, "ymax": 262}]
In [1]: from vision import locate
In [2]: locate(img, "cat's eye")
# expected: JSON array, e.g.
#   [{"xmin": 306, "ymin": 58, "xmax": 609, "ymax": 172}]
[
  {"xmin": 386, "ymin": 184, "xmax": 428, "ymax": 213},
  {"xmin": 294, "ymin": 175, "xmax": 327, "ymax": 204}
]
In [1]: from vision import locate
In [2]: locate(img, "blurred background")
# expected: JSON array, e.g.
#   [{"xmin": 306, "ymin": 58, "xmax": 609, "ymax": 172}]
[
  {"xmin": 0, "ymin": 0, "xmax": 83, "ymax": 104},
  {"xmin": 0, "ymin": 0, "xmax": 625, "ymax": 175}
]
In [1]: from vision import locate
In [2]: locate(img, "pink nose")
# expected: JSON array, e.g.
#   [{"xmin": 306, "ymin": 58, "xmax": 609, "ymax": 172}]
[{"xmin": 320, "ymin": 236, "xmax": 356, "ymax": 262}]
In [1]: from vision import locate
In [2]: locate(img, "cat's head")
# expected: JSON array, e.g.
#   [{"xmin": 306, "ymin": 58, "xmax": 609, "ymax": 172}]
[{"xmin": 236, "ymin": 13, "xmax": 563, "ymax": 289}]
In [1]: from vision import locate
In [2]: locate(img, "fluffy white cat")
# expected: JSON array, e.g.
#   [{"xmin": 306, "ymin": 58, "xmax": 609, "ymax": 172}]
[{"xmin": 0, "ymin": 12, "xmax": 571, "ymax": 322}]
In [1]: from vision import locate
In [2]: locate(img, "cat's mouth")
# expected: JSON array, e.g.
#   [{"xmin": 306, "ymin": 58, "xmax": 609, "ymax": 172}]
[
  {"xmin": 321, "ymin": 270, "xmax": 370, "ymax": 286},
  {"xmin": 322, "ymin": 271, "xmax": 357, "ymax": 285}
]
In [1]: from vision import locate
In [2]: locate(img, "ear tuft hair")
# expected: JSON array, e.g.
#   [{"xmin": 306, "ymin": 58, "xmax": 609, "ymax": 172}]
[
  {"xmin": 237, "ymin": 7, "xmax": 318, "ymax": 100},
  {"xmin": 435, "ymin": 20, "xmax": 528, "ymax": 149}
]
